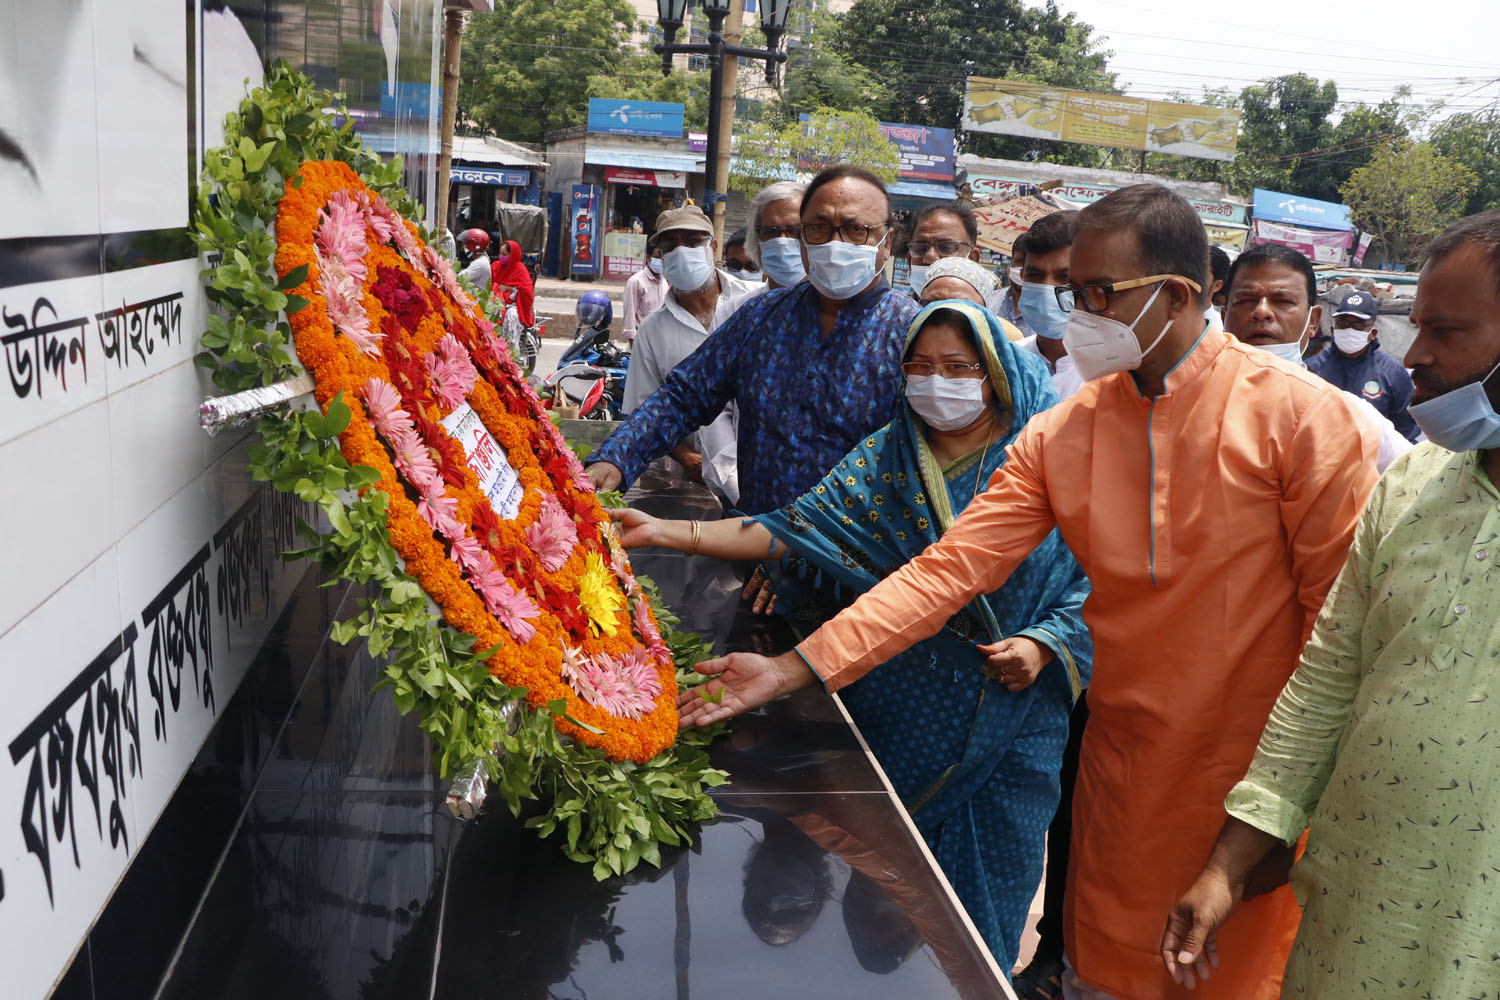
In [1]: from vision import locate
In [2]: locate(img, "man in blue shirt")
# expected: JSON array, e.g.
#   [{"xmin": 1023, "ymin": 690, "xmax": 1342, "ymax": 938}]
[
  {"xmin": 1307, "ymin": 290, "xmax": 1421, "ymax": 441},
  {"xmin": 587, "ymin": 166, "xmax": 921, "ymax": 514}
]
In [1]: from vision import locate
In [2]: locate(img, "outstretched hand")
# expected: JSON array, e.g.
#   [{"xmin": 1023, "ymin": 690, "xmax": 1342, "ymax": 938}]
[
  {"xmin": 977, "ymin": 636, "xmax": 1049, "ymax": 692},
  {"xmin": 675, "ymin": 650, "xmax": 815, "ymax": 728},
  {"xmin": 1161, "ymin": 868, "xmax": 1236, "ymax": 990},
  {"xmin": 588, "ymin": 461, "xmax": 623, "ymax": 492},
  {"xmin": 606, "ymin": 507, "xmax": 660, "ymax": 549}
]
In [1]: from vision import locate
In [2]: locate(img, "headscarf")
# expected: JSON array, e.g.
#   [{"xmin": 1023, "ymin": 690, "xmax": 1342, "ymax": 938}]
[
  {"xmin": 758, "ymin": 299, "xmax": 1084, "ymax": 698},
  {"xmin": 490, "ymin": 239, "xmax": 535, "ymax": 326}
]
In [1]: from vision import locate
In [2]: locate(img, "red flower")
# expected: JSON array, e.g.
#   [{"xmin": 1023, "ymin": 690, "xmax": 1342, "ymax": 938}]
[{"xmin": 372, "ymin": 264, "xmax": 429, "ymax": 332}]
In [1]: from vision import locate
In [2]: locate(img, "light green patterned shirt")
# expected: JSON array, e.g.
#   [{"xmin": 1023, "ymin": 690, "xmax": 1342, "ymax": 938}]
[{"xmin": 1226, "ymin": 443, "xmax": 1500, "ymax": 998}]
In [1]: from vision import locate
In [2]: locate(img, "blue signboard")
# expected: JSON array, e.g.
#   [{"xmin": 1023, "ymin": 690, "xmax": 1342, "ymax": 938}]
[
  {"xmin": 450, "ymin": 165, "xmax": 531, "ymax": 187},
  {"xmin": 798, "ymin": 115, "xmax": 955, "ymax": 182},
  {"xmin": 587, "ymin": 98, "xmax": 685, "ymax": 138},
  {"xmin": 1252, "ymin": 189, "xmax": 1354, "ymax": 232},
  {"xmin": 569, "ymin": 184, "xmax": 602, "ymax": 277}
]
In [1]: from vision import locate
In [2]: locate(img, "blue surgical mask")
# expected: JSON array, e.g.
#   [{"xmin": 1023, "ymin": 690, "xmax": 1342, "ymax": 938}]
[
  {"xmin": 647, "ymin": 257, "xmax": 663, "ymax": 275},
  {"xmin": 662, "ymin": 244, "xmax": 714, "ymax": 292},
  {"xmin": 804, "ymin": 232, "xmax": 887, "ymax": 300},
  {"xmin": 908, "ymin": 264, "xmax": 930, "ymax": 296},
  {"xmin": 1408, "ymin": 358, "xmax": 1500, "ymax": 452},
  {"xmin": 758, "ymin": 237, "xmax": 806, "ymax": 286},
  {"xmin": 1019, "ymin": 282, "xmax": 1070, "ymax": 340},
  {"xmin": 1252, "ymin": 311, "xmax": 1312, "ymax": 368}
]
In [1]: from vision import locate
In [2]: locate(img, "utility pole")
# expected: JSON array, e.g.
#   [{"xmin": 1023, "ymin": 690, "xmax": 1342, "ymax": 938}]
[
  {"xmin": 435, "ymin": 8, "xmax": 465, "ymax": 239},
  {"xmin": 710, "ymin": 0, "xmax": 744, "ymax": 248}
]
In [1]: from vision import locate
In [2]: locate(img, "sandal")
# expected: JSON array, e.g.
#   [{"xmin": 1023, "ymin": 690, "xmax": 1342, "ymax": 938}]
[{"xmin": 1012, "ymin": 952, "xmax": 1066, "ymax": 1000}]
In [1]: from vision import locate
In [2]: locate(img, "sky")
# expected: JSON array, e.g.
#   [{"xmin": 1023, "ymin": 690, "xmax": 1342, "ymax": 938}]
[{"xmin": 1053, "ymin": 0, "xmax": 1500, "ymax": 126}]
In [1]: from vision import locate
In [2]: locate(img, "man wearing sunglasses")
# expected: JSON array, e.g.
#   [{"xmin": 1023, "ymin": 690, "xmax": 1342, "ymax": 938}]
[
  {"xmin": 588, "ymin": 165, "xmax": 920, "ymax": 514},
  {"xmin": 674, "ymin": 185, "xmax": 1380, "ymax": 1000}
]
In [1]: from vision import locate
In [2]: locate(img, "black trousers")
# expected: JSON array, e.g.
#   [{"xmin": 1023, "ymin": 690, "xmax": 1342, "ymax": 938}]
[{"xmin": 1034, "ymin": 692, "xmax": 1088, "ymax": 959}]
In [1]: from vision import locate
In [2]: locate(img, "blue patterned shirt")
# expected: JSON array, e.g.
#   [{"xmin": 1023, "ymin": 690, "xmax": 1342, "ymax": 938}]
[{"xmin": 592, "ymin": 280, "xmax": 921, "ymax": 514}]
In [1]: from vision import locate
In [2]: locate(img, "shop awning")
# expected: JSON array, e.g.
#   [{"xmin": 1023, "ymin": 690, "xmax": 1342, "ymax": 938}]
[
  {"xmin": 889, "ymin": 179, "xmax": 957, "ymax": 201},
  {"xmin": 585, "ymin": 146, "xmax": 705, "ymax": 174}
]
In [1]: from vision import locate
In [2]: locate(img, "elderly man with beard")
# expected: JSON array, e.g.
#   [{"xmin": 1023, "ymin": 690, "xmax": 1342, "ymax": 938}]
[
  {"xmin": 620, "ymin": 206, "xmax": 760, "ymax": 488},
  {"xmin": 1163, "ymin": 209, "xmax": 1500, "ymax": 999},
  {"xmin": 588, "ymin": 166, "xmax": 920, "ymax": 514},
  {"xmin": 1222, "ymin": 242, "xmax": 1411, "ymax": 473}
]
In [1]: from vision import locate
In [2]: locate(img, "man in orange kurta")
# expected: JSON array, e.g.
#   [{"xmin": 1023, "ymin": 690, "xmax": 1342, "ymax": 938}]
[{"xmin": 677, "ymin": 185, "xmax": 1379, "ymax": 999}]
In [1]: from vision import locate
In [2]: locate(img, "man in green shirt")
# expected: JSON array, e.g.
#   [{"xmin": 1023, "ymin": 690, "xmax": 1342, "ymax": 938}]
[{"xmin": 1161, "ymin": 211, "xmax": 1500, "ymax": 997}]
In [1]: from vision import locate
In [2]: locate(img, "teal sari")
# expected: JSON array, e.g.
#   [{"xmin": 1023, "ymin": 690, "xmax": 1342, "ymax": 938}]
[{"xmin": 759, "ymin": 300, "xmax": 1092, "ymax": 972}]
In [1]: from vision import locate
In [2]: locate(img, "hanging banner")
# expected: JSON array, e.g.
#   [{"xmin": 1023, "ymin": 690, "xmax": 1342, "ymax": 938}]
[
  {"xmin": 1251, "ymin": 219, "xmax": 1355, "ymax": 264},
  {"xmin": 973, "ymin": 192, "xmax": 1070, "ymax": 254},
  {"xmin": 1352, "ymin": 232, "xmax": 1373, "ymax": 268},
  {"xmin": 1205, "ymin": 224, "xmax": 1250, "ymax": 250},
  {"xmin": 964, "ymin": 77, "xmax": 1240, "ymax": 162},
  {"xmin": 968, "ymin": 174, "xmax": 1248, "ymax": 226},
  {"xmin": 569, "ymin": 184, "xmax": 601, "ymax": 276},
  {"xmin": 603, "ymin": 167, "xmax": 686, "ymax": 189}
]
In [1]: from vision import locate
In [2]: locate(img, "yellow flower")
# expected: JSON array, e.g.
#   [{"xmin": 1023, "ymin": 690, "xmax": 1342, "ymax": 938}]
[
  {"xmin": 881, "ymin": 472, "xmax": 893, "ymax": 483},
  {"xmin": 854, "ymin": 457, "xmax": 867, "ymax": 468},
  {"xmin": 844, "ymin": 475, "xmax": 857, "ymax": 486},
  {"xmin": 916, "ymin": 517, "xmax": 930, "ymax": 531},
  {"xmin": 578, "ymin": 552, "xmax": 623, "ymax": 637},
  {"xmin": 815, "ymin": 484, "xmax": 826, "ymax": 494}
]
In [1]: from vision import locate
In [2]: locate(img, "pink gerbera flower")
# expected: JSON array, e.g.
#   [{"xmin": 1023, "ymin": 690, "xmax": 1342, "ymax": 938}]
[
  {"xmin": 449, "ymin": 535, "xmax": 488, "ymax": 573},
  {"xmin": 417, "ymin": 487, "xmax": 463, "ymax": 541},
  {"xmin": 424, "ymin": 334, "xmax": 478, "ymax": 410},
  {"xmin": 357, "ymin": 191, "xmax": 398, "ymax": 245},
  {"xmin": 632, "ymin": 600, "xmax": 667, "ymax": 662},
  {"xmin": 316, "ymin": 190, "xmax": 368, "ymax": 272},
  {"xmin": 524, "ymin": 494, "xmax": 578, "ymax": 572},
  {"xmin": 388, "ymin": 424, "xmax": 440, "ymax": 493},
  {"xmin": 317, "ymin": 251, "xmax": 381, "ymax": 356},
  {"xmin": 481, "ymin": 575, "xmax": 540, "ymax": 644},
  {"xmin": 361, "ymin": 377, "xmax": 407, "ymax": 439},
  {"xmin": 615, "ymin": 648, "xmax": 664, "ymax": 708}
]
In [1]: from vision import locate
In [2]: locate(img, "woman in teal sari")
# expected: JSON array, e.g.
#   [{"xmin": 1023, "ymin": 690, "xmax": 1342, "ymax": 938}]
[{"xmin": 611, "ymin": 300, "xmax": 1091, "ymax": 972}]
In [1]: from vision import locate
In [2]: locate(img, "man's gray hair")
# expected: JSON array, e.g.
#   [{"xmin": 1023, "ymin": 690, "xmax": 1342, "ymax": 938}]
[{"xmin": 745, "ymin": 181, "xmax": 807, "ymax": 265}]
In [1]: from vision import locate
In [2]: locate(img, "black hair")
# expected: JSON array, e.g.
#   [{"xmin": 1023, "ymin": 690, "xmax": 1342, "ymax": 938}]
[
  {"xmin": 1077, "ymin": 184, "xmax": 1210, "ymax": 299},
  {"xmin": 1426, "ymin": 209, "xmax": 1500, "ymax": 297},
  {"xmin": 913, "ymin": 203, "xmax": 979, "ymax": 243},
  {"xmin": 1010, "ymin": 233, "xmax": 1029, "ymax": 263},
  {"xmin": 1024, "ymin": 209, "xmax": 1079, "ymax": 257},
  {"xmin": 800, "ymin": 164, "xmax": 891, "ymax": 221},
  {"xmin": 726, "ymin": 227, "xmax": 748, "ymax": 251},
  {"xmin": 1225, "ymin": 242, "xmax": 1316, "ymax": 306},
  {"xmin": 1210, "ymin": 246, "xmax": 1231, "ymax": 284}
]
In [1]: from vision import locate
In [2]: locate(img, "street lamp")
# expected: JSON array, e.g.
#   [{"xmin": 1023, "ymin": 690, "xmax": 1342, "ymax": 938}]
[{"xmin": 654, "ymin": 0, "xmax": 792, "ymax": 217}]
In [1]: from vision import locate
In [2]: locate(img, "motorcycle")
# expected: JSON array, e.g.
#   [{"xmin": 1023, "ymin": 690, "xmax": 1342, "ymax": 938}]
[{"xmin": 541, "ymin": 291, "xmax": 628, "ymax": 420}]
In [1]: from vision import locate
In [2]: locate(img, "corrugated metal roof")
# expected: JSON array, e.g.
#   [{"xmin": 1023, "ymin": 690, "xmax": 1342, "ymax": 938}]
[{"xmin": 451, "ymin": 135, "xmax": 547, "ymax": 168}]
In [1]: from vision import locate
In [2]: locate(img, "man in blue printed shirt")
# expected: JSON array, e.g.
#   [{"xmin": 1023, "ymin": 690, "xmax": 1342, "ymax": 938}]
[
  {"xmin": 587, "ymin": 166, "xmax": 922, "ymax": 514},
  {"xmin": 1307, "ymin": 290, "xmax": 1421, "ymax": 441}
]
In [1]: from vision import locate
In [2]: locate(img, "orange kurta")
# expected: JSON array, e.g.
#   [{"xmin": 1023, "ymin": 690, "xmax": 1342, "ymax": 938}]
[{"xmin": 798, "ymin": 330, "xmax": 1379, "ymax": 999}]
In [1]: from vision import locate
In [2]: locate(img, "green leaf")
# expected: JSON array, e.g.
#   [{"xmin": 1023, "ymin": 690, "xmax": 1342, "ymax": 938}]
[{"xmin": 276, "ymin": 263, "xmax": 309, "ymax": 290}]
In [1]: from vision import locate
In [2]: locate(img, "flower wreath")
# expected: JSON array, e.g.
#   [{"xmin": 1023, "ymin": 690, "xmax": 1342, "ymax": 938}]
[
  {"xmin": 274, "ymin": 160, "xmax": 675, "ymax": 762},
  {"xmin": 194, "ymin": 65, "xmax": 724, "ymax": 879}
]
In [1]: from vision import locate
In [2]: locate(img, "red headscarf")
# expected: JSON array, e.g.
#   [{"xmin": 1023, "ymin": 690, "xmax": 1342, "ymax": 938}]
[{"xmin": 490, "ymin": 240, "xmax": 535, "ymax": 326}]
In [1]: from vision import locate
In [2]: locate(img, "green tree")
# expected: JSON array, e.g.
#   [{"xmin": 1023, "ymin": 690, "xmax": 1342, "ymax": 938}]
[
  {"xmin": 727, "ymin": 107, "xmax": 900, "ymax": 196},
  {"xmin": 1221, "ymin": 73, "xmax": 1339, "ymax": 197},
  {"xmin": 831, "ymin": 0, "xmax": 1117, "ymax": 165},
  {"xmin": 458, "ymin": 0, "xmax": 641, "ymax": 142},
  {"xmin": 776, "ymin": 2, "xmax": 880, "ymax": 124},
  {"xmin": 1430, "ymin": 109, "xmax": 1500, "ymax": 216},
  {"xmin": 1341, "ymin": 139, "xmax": 1477, "ymax": 268}
]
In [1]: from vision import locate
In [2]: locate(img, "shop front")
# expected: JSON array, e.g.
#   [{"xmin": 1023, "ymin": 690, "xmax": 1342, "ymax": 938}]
[
  {"xmin": 1249, "ymin": 188, "xmax": 1356, "ymax": 265},
  {"xmin": 583, "ymin": 149, "xmax": 704, "ymax": 278}
]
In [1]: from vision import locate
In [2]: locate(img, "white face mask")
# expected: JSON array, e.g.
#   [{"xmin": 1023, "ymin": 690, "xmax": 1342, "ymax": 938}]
[
  {"xmin": 646, "ymin": 257, "xmax": 663, "ymax": 275},
  {"xmin": 905, "ymin": 374, "xmax": 989, "ymax": 431},
  {"xmin": 805, "ymin": 232, "xmax": 887, "ymax": 300},
  {"xmin": 662, "ymin": 244, "xmax": 714, "ymax": 292},
  {"xmin": 1253, "ymin": 310, "xmax": 1313, "ymax": 367},
  {"xmin": 908, "ymin": 264, "xmax": 930, "ymax": 296},
  {"xmin": 1008, "ymin": 267, "xmax": 1024, "ymax": 287},
  {"xmin": 1062, "ymin": 282, "xmax": 1174, "ymax": 382},
  {"xmin": 1333, "ymin": 327, "xmax": 1372, "ymax": 354}
]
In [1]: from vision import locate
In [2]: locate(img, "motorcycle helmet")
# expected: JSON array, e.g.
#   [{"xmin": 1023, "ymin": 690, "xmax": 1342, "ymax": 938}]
[
  {"xmin": 575, "ymin": 289, "xmax": 613, "ymax": 331},
  {"xmin": 460, "ymin": 228, "xmax": 490, "ymax": 253}
]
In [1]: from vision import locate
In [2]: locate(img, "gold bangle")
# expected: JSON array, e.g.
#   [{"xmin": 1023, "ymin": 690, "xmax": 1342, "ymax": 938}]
[{"xmin": 686, "ymin": 519, "xmax": 701, "ymax": 557}]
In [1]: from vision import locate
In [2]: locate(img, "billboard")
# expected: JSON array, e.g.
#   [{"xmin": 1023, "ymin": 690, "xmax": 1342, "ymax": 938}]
[
  {"xmin": 1251, "ymin": 219, "xmax": 1355, "ymax": 264},
  {"xmin": 964, "ymin": 78, "xmax": 1240, "ymax": 162},
  {"xmin": 878, "ymin": 122, "xmax": 956, "ymax": 181},
  {"xmin": 586, "ymin": 98, "xmax": 685, "ymax": 138},
  {"xmin": 1252, "ymin": 188, "xmax": 1354, "ymax": 232}
]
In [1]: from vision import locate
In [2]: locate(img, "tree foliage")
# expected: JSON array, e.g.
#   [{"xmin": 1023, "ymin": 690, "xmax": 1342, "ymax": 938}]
[
  {"xmin": 1341, "ymin": 139, "xmax": 1477, "ymax": 268},
  {"xmin": 727, "ymin": 107, "xmax": 900, "ymax": 196},
  {"xmin": 831, "ymin": 0, "xmax": 1117, "ymax": 165},
  {"xmin": 1431, "ymin": 109, "xmax": 1500, "ymax": 216}
]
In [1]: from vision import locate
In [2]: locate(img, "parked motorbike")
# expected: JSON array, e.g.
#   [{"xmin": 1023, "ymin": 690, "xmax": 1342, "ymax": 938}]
[{"xmin": 541, "ymin": 290, "xmax": 628, "ymax": 420}]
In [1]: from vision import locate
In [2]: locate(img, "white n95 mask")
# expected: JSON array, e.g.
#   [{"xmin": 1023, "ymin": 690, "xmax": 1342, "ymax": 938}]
[{"xmin": 1062, "ymin": 281, "xmax": 1173, "ymax": 382}]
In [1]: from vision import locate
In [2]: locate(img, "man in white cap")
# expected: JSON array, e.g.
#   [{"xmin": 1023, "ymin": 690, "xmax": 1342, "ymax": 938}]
[
  {"xmin": 1307, "ymin": 289, "xmax": 1421, "ymax": 441},
  {"xmin": 622, "ymin": 205, "xmax": 759, "ymax": 496}
]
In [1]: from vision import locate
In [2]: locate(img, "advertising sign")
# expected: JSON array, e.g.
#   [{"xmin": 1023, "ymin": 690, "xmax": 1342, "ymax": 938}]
[
  {"xmin": 1352, "ymin": 232, "xmax": 1373, "ymax": 268},
  {"xmin": 569, "ymin": 184, "xmax": 602, "ymax": 276},
  {"xmin": 1204, "ymin": 224, "xmax": 1251, "ymax": 250},
  {"xmin": 973, "ymin": 192, "xmax": 1072, "ymax": 253},
  {"xmin": 1251, "ymin": 219, "xmax": 1355, "ymax": 264},
  {"xmin": 587, "ymin": 98, "xmax": 685, "ymax": 138},
  {"xmin": 878, "ymin": 121, "xmax": 956, "ymax": 181},
  {"xmin": 688, "ymin": 131, "xmax": 708, "ymax": 152},
  {"xmin": 1252, "ymin": 188, "xmax": 1354, "ymax": 232},
  {"xmin": 968, "ymin": 174, "xmax": 1249, "ymax": 225},
  {"xmin": 450, "ymin": 165, "xmax": 531, "ymax": 187},
  {"xmin": 604, "ymin": 166, "xmax": 686, "ymax": 189},
  {"xmin": 964, "ymin": 77, "xmax": 1241, "ymax": 162},
  {"xmin": 603, "ymin": 232, "xmax": 649, "ymax": 279},
  {"xmin": 1145, "ymin": 101, "xmax": 1240, "ymax": 162}
]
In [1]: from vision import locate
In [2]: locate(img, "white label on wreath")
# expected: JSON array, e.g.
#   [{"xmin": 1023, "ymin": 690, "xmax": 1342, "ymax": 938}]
[{"xmin": 441, "ymin": 403, "xmax": 523, "ymax": 519}]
